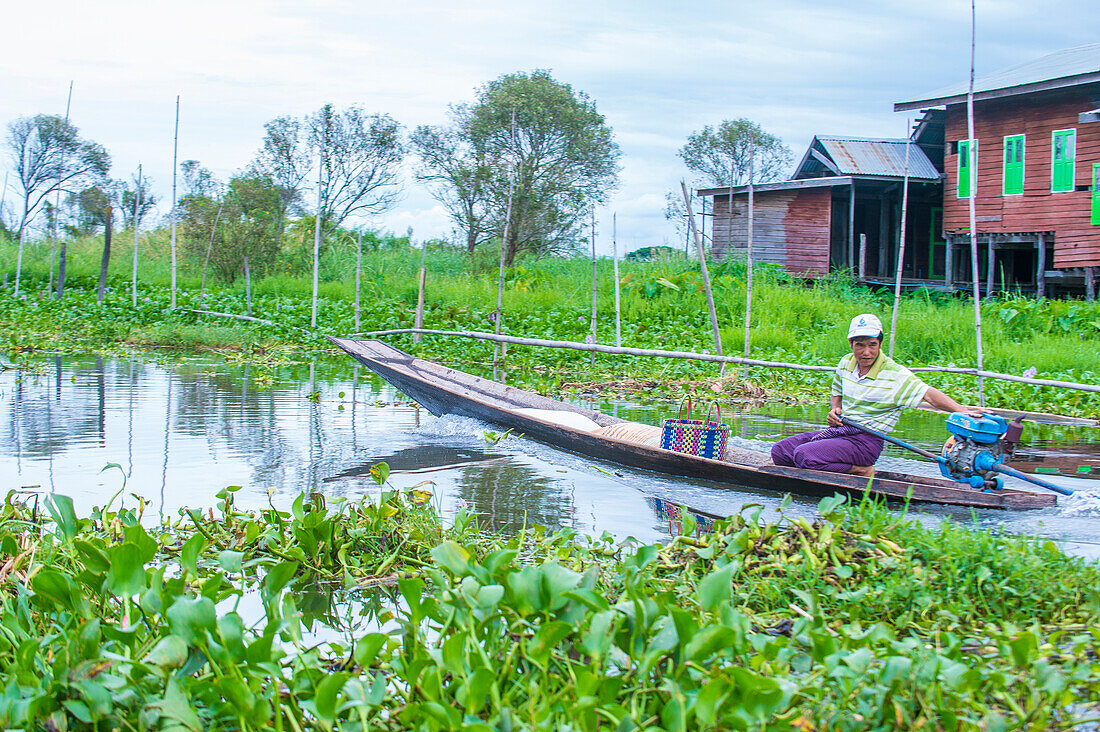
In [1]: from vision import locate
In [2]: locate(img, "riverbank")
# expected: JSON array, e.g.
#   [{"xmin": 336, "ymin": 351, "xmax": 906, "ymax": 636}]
[
  {"xmin": 2, "ymin": 481, "xmax": 1097, "ymax": 730},
  {"xmin": 3, "ymin": 239, "xmax": 1099, "ymax": 416}
]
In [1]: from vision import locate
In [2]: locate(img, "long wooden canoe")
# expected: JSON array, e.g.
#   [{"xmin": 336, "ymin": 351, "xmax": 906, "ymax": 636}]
[{"xmin": 330, "ymin": 338, "xmax": 1056, "ymax": 510}]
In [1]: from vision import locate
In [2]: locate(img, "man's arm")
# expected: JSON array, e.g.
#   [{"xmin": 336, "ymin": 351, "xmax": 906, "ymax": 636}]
[
  {"xmin": 921, "ymin": 387, "xmax": 971, "ymax": 413},
  {"xmin": 827, "ymin": 394, "xmax": 843, "ymax": 426}
]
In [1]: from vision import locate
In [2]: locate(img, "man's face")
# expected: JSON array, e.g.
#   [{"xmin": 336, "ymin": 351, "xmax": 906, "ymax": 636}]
[{"xmin": 849, "ymin": 336, "xmax": 881, "ymax": 370}]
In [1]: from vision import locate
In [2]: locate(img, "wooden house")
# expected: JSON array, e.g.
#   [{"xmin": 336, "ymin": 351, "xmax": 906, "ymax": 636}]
[
  {"xmin": 895, "ymin": 42, "xmax": 1100, "ymax": 297},
  {"xmin": 699, "ymin": 43, "xmax": 1099, "ymax": 298},
  {"xmin": 698, "ymin": 123, "xmax": 945, "ymax": 281}
]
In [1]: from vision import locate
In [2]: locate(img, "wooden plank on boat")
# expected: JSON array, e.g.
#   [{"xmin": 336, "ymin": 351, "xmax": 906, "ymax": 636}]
[{"xmin": 328, "ymin": 337, "xmax": 1057, "ymax": 510}]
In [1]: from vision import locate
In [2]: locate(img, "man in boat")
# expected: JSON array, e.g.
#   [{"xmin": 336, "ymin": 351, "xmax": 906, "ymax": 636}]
[{"xmin": 770, "ymin": 313, "xmax": 972, "ymax": 477}]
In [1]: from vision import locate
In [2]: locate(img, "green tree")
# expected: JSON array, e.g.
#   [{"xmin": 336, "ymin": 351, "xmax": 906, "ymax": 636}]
[
  {"xmin": 679, "ymin": 118, "xmax": 792, "ymax": 187},
  {"xmin": 441, "ymin": 70, "xmax": 620, "ymax": 266},
  {"xmin": 180, "ymin": 174, "xmax": 282, "ymax": 283},
  {"xmin": 410, "ymin": 121, "xmax": 493, "ymax": 254}
]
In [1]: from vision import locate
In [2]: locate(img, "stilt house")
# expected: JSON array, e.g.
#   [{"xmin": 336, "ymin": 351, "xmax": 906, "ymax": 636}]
[{"xmin": 699, "ymin": 43, "xmax": 1100, "ymax": 297}]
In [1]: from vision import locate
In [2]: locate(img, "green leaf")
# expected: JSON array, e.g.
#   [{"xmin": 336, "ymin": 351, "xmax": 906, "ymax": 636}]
[
  {"xmin": 148, "ymin": 678, "xmax": 202, "ymax": 732},
  {"xmin": 353, "ymin": 633, "xmax": 388, "ymax": 667},
  {"xmin": 313, "ymin": 672, "xmax": 350, "ymax": 724},
  {"xmin": 262, "ymin": 561, "xmax": 299, "ymax": 597},
  {"xmin": 166, "ymin": 596, "xmax": 217, "ymax": 644},
  {"xmin": 431, "ymin": 541, "xmax": 471, "ymax": 576},
  {"xmin": 143, "ymin": 635, "xmax": 189, "ymax": 669},
  {"xmin": 32, "ymin": 570, "xmax": 77, "ymax": 610},
  {"xmin": 104, "ymin": 542, "xmax": 148, "ymax": 597},
  {"xmin": 370, "ymin": 461, "xmax": 391, "ymax": 485},
  {"xmin": 696, "ymin": 563, "xmax": 735, "ymax": 612},
  {"xmin": 218, "ymin": 550, "xmax": 244, "ymax": 574},
  {"xmin": 180, "ymin": 534, "xmax": 206, "ymax": 576},
  {"xmin": 464, "ymin": 668, "xmax": 496, "ymax": 714},
  {"xmin": 817, "ymin": 493, "xmax": 846, "ymax": 519},
  {"xmin": 74, "ymin": 540, "xmax": 111, "ymax": 575},
  {"xmin": 524, "ymin": 620, "xmax": 573, "ymax": 667},
  {"xmin": 46, "ymin": 493, "xmax": 79, "ymax": 541}
]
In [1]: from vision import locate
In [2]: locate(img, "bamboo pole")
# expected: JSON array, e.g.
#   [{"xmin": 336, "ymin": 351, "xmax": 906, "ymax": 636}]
[
  {"xmin": 186, "ymin": 309, "xmax": 274, "ymax": 326},
  {"xmin": 198, "ymin": 201, "xmax": 223, "ymax": 307},
  {"xmin": 680, "ymin": 181, "xmax": 725, "ymax": 370},
  {"xmin": 966, "ymin": 0, "xmax": 986, "ymax": 406},
  {"xmin": 354, "ymin": 230, "xmax": 362, "ymax": 334},
  {"xmin": 414, "ymin": 237, "xmax": 426, "ymax": 344},
  {"xmin": 170, "ymin": 95, "xmax": 179, "ymax": 309},
  {"xmin": 311, "ymin": 154, "xmax": 323, "ymax": 329},
  {"xmin": 131, "ymin": 164, "xmax": 142, "ymax": 308},
  {"xmin": 493, "ymin": 109, "xmax": 517, "ymax": 371},
  {"xmin": 0, "ymin": 172, "xmax": 8, "ymax": 228},
  {"xmin": 96, "ymin": 205, "xmax": 112, "ymax": 305},
  {"xmin": 589, "ymin": 208, "xmax": 597, "ymax": 366},
  {"xmin": 51, "ymin": 81, "xmax": 73, "ymax": 300},
  {"xmin": 612, "ymin": 213, "xmax": 621, "ymax": 347},
  {"xmin": 359, "ymin": 328, "xmax": 1100, "ymax": 395},
  {"xmin": 889, "ymin": 121, "xmax": 913, "ymax": 357},
  {"xmin": 743, "ymin": 150, "xmax": 754, "ymax": 378},
  {"xmin": 244, "ymin": 257, "xmax": 252, "ymax": 317}
]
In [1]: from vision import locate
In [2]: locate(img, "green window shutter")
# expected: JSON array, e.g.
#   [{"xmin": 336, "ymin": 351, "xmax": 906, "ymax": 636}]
[
  {"xmin": 1092, "ymin": 163, "xmax": 1100, "ymax": 225},
  {"xmin": 1052, "ymin": 130, "xmax": 1076, "ymax": 192},
  {"xmin": 1003, "ymin": 135, "xmax": 1024, "ymax": 195},
  {"xmin": 957, "ymin": 140, "xmax": 974, "ymax": 198}
]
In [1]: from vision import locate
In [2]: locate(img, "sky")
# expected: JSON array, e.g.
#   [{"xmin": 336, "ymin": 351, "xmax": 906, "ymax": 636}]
[{"xmin": 2, "ymin": 0, "xmax": 1097, "ymax": 254}]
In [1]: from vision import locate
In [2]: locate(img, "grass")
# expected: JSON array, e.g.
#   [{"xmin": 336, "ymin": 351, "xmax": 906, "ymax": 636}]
[
  {"xmin": 2, "ymin": 229, "xmax": 1099, "ymax": 416},
  {"xmin": 1, "ymin": 481, "xmax": 1097, "ymax": 730}
]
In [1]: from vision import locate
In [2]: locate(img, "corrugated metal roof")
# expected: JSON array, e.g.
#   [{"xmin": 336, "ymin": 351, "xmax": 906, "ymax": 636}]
[
  {"xmin": 896, "ymin": 43, "xmax": 1100, "ymax": 110},
  {"xmin": 815, "ymin": 137, "xmax": 941, "ymax": 180}
]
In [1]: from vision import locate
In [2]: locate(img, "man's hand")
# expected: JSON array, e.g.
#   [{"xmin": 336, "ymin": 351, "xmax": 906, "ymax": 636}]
[{"xmin": 827, "ymin": 406, "xmax": 843, "ymax": 427}]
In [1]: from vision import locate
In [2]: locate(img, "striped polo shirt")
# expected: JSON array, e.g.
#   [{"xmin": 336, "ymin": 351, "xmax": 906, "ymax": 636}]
[{"xmin": 830, "ymin": 352, "xmax": 930, "ymax": 433}]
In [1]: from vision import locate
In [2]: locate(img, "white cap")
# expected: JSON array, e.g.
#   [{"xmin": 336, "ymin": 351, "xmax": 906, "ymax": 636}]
[{"xmin": 847, "ymin": 313, "xmax": 883, "ymax": 340}]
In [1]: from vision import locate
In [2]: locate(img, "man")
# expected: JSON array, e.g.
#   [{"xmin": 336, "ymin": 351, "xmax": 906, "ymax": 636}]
[{"xmin": 771, "ymin": 313, "xmax": 972, "ymax": 477}]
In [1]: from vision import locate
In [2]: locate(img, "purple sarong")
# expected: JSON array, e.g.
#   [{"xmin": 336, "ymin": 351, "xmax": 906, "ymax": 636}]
[{"xmin": 770, "ymin": 425, "xmax": 884, "ymax": 473}]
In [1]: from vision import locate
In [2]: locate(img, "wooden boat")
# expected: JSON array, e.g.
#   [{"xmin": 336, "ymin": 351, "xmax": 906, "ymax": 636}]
[{"xmin": 330, "ymin": 338, "xmax": 1056, "ymax": 510}]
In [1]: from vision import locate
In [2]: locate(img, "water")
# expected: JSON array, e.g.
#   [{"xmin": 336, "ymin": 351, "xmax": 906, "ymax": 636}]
[{"xmin": 2, "ymin": 352, "xmax": 1099, "ymax": 556}]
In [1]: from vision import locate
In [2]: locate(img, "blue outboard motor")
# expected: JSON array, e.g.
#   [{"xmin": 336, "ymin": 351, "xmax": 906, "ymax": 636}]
[{"xmin": 939, "ymin": 413, "xmax": 1012, "ymax": 490}]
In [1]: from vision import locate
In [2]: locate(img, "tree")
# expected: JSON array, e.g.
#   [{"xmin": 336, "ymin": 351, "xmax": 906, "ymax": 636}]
[
  {"xmin": 180, "ymin": 160, "xmax": 219, "ymax": 199},
  {"xmin": 250, "ymin": 116, "xmax": 311, "ymax": 224},
  {"xmin": 118, "ymin": 171, "xmax": 158, "ymax": 230},
  {"xmin": 66, "ymin": 185, "xmax": 112, "ymax": 236},
  {"xmin": 466, "ymin": 70, "xmax": 620, "ymax": 266},
  {"xmin": 180, "ymin": 173, "xmax": 282, "ymax": 283},
  {"xmin": 309, "ymin": 104, "xmax": 404, "ymax": 228},
  {"xmin": 6, "ymin": 114, "xmax": 110, "ymax": 297},
  {"xmin": 679, "ymin": 118, "xmax": 792, "ymax": 187},
  {"xmin": 410, "ymin": 119, "xmax": 494, "ymax": 254}
]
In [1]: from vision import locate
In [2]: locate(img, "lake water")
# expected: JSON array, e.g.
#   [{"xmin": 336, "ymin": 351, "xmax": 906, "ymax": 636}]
[{"xmin": 2, "ymin": 352, "xmax": 1099, "ymax": 557}]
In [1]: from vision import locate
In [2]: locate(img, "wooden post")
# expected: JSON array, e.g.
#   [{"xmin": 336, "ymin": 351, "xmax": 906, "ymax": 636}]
[
  {"xmin": 170, "ymin": 95, "xmax": 179, "ymax": 309},
  {"xmin": 198, "ymin": 201, "xmax": 223, "ymax": 307},
  {"xmin": 945, "ymin": 234, "xmax": 955, "ymax": 290},
  {"xmin": 889, "ymin": 126, "xmax": 913, "ymax": 358},
  {"xmin": 612, "ymin": 213, "xmax": 621, "ymax": 347},
  {"xmin": 966, "ymin": 0, "xmax": 985, "ymax": 406},
  {"xmin": 354, "ymin": 230, "xmax": 362, "ymax": 333},
  {"xmin": 310, "ymin": 155, "xmax": 322, "ymax": 329},
  {"xmin": 589, "ymin": 208, "xmax": 597, "ymax": 366},
  {"xmin": 96, "ymin": 205, "xmax": 112, "ymax": 305},
  {"xmin": 680, "ymin": 181, "xmax": 724, "ymax": 366},
  {"xmin": 877, "ymin": 194, "xmax": 889, "ymax": 277},
  {"xmin": 742, "ymin": 151, "xmax": 754, "ymax": 378},
  {"xmin": 858, "ymin": 233, "xmax": 867, "ymax": 281},
  {"xmin": 847, "ymin": 184, "xmax": 856, "ymax": 273},
  {"xmin": 244, "ymin": 257, "xmax": 252, "ymax": 317},
  {"xmin": 1036, "ymin": 233, "xmax": 1046, "ymax": 299},
  {"xmin": 414, "ymin": 239, "xmax": 426, "ymax": 343},
  {"xmin": 131, "ymin": 164, "xmax": 142, "ymax": 308},
  {"xmin": 52, "ymin": 81, "xmax": 74, "ymax": 301},
  {"xmin": 1086, "ymin": 267, "xmax": 1096, "ymax": 302},
  {"xmin": 985, "ymin": 234, "xmax": 995, "ymax": 296}
]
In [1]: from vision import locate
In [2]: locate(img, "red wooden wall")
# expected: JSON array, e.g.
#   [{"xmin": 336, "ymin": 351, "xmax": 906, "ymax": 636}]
[
  {"xmin": 713, "ymin": 188, "xmax": 832, "ymax": 276},
  {"xmin": 943, "ymin": 85, "xmax": 1100, "ymax": 267}
]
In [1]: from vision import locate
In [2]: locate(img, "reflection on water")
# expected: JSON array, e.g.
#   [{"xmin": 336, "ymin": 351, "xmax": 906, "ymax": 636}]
[{"xmin": 1, "ymin": 352, "xmax": 1099, "ymax": 557}]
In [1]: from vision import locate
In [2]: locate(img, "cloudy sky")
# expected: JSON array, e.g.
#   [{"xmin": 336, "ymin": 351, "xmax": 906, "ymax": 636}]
[{"xmin": 2, "ymin": 0, "xmax": 1096, "ymax": 253}]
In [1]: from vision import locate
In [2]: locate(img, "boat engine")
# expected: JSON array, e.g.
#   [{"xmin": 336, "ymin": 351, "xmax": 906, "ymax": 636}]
[{"xmin": 938, "ymin": 413, "xmax": 1024, "ymax": 490}]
